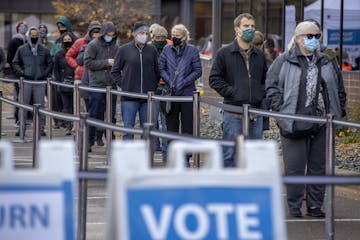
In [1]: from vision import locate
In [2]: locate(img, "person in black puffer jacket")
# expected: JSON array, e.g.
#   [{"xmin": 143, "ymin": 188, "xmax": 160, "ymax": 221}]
[{"xmin": 53, "ymin": 32, "xmax": 76, "ymax": 135}]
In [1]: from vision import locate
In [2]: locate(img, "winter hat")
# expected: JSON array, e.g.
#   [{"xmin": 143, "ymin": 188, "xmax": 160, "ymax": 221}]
[
  {"xmin": 88, "ymin": 20, "xmax": 102, "ymax": 33},
  {"xmin": 133, "ymin": 22, "xmax": 149, "ymax": 36},
  {"xmin": 38, "ymin": 24, "xmax": 48, "ymax": 33},
  {"xmin": 152, "ymin": 26, "xmax": 168, "ymax": 38},
  {"xmin": 16, "ymin": 21, "xmax": 27, "ymax": 33}
]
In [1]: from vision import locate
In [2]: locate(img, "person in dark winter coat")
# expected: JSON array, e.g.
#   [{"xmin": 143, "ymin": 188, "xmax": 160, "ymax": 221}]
[
  {"xmin": 84, "ymin": 21, "xmax": 118, "ymax": 150},
  {"xmin": 209, "ymin": 13, "xmax": 267, "ymax": 167},
  {"xmin": 158, "ymin": 23, "xmax": 202, "ymax": 165},
  {"xmin": 7, "ymin": 21, "xmax": 28, "ymax": 125},
  {"xmin": 111, "ymin": 21, "xmax": 159, "ymax": 140},
  {"xmin": 53, "ymin": 32, "xmax": 76, "ymax": 135},
  {"xmin": 266, "ymin": 21, "xmax": 347, "ymax": 218},
  {"xmin": 0, "ymin": 47, "xmax": 5, "ymax": 72},
  {"xmin": 13, "ymin": 26, "xmax": 53, "ymax": 136}
]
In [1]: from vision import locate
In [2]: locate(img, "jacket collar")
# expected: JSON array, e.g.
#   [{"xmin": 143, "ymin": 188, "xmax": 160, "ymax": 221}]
[
  {"xmin": 229, "ymin": 38, "xmax": 256, "ymax": 55},
  {"xmin": 287, "ymin": 44, "xmax": 328, "ymax": 65}
]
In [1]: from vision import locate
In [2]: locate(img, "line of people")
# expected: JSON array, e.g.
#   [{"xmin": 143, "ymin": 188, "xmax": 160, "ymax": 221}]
[{"xmin": 3, "ymin": 17, "xmax": 202, "ymax": 160}]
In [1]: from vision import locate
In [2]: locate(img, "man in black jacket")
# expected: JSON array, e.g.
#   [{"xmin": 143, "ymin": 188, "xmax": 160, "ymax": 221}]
[
  {"xmin": 209, "ymin": 13, "xmax": 268, "ymax": 167},
  {"xmin": 13, "ymin": 26, "xmax": 53, "ymax": 136},
  {"xmin": 111, "ymin": 22, "xmax": 159, "ymax": 140}
]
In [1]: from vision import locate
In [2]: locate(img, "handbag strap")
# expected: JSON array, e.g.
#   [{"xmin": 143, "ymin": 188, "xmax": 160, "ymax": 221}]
[{"xmin": 170, "ymin": 46, "xmax": 189, "ymax": 88}]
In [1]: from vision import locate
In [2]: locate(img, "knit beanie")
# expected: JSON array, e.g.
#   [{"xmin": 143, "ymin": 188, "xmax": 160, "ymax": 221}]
[{"xmin": 133, "ymin": 22, "xmax": 148, "ymax": 36}]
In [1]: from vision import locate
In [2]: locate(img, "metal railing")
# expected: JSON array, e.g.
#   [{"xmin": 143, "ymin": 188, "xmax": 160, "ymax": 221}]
[{"xmin": 1, "ymin": 76, "xmax": 360, "ymax": 240}]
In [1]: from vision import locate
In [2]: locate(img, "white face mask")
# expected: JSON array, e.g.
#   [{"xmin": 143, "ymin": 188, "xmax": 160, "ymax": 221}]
[{"xmin": 136, "ymin": 34, "xmax": 148, "ymax": 44}]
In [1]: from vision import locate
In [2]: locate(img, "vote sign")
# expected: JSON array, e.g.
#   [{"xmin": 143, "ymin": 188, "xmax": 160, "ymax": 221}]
[
  {"xmin": 127, "ymin": 186, "xmax": 273, "ymax": 240},
  {"xmin": 0, "ymin": 181, "xmax": 74, "ymax": 240}
]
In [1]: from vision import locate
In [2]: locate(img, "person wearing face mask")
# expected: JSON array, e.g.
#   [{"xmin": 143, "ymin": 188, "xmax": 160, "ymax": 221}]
[
  {"xmin": 50, "ymin": 16, "xmax": 76, "ymax": 57},
  {"xmin": 209, "ymin": 13, "xmax": 267, "ymax": 168},
  {"xmin": 158, "ymin": 24, "xmax": 202, "ymax": 166},
  {"xmin": 266, "ymin": 21, "xmax": 347, "ymax": 218},
  {"xmin": 151, "ymin": 25, "xmax": 171, "ymax": 161},
  {"xmin": 7, "ymin": 21, "xmax": 28, "ymax": 127},
  {"xmin": 53, "ymin": 32, "xmax": 75, "ymax": 135},
  {"xmin": 84, "ymin": 21, "xmax": 118, "ymax": 151},
  {"xmin": 12, "ymin": 26, "xmax": 53, "ymax": 137},
  {"xmin": 111, "ymin": 21, "xmax": 159, "ymax": 141},
  {"xmin": 38, "ymin": 23, "xmax": 53, "ymax": 51}
]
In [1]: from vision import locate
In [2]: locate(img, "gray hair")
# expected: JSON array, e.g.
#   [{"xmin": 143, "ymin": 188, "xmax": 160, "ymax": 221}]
[{"xmin": 287, "ymin": 21, "xmax": 321, "ymax": 50}]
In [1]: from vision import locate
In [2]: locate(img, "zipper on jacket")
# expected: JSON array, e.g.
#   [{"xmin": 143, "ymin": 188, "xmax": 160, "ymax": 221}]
[{"xmin": 136, "ymin": 45, "xmax": 144, "ymax": 94}]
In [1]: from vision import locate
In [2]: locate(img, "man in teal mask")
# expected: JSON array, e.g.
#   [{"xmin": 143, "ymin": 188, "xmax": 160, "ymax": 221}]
[{"xmin": 209, "ymin": 13, "xmax": 268, "ymax": 167}]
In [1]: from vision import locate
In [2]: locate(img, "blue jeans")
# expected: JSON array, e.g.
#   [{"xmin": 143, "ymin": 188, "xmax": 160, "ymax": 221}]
[
  {"xmin": 121, "ymin": 100, "xmax": 147, "ymax": 140},
  {"xmin": 222, "ymin": 111, "xmax": 263, "ymax": 167},
  {"xmin": 153, "ymin": 100, "xmax": 167, "ymax": 159},
  {"xmin": 89, "ymin": 92, "xmax": 117, "ymax": 145}
]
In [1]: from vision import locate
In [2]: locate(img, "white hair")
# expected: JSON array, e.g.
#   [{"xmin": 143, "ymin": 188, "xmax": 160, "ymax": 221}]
[
  {"xmin": 171, "ymin": 24, "xmax": 190, "ymax": 41},
  {"xmin": 287, "ymin": 21, "xmax": 321, "ymax": 51}
]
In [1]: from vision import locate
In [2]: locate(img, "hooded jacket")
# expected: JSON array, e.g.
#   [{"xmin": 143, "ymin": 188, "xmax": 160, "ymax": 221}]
[
  {"xmin": 84, "ymin": 21, "xmax": 118, "ymax": 88},
  {"xmin": 266, "ymin": 45, "xmax": 347, "ymax": 134},
  {"xmin": 12, "ymin": 26, "xmax": 53, "ymax": 80},
  {"xmin": 66, "ymin": 21, "xmax": 102, "ymax": 80},
  {"xmin": 50, "ymin": 16, "xmax": 76, "ymax": 56}
]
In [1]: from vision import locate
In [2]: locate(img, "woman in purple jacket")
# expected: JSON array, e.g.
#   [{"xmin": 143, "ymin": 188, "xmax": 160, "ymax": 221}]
[{"xmin": 158, "ymin": 24, "xmax": 202, "ymax": 165}]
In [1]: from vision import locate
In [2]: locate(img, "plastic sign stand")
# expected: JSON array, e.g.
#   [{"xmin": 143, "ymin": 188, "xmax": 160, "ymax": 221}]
[
  {"xmin": 107, "ymin": 140, "xmax": 286, "ymax": 240},
  {"xmin": 0, "ymin": 141, "xmax": 76, "ymax": 240}
]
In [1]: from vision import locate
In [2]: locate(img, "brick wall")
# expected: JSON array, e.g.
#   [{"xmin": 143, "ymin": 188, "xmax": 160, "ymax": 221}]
[{"xmin": 201, "ymin": 57, "xmax": 360, "ymax": 108}]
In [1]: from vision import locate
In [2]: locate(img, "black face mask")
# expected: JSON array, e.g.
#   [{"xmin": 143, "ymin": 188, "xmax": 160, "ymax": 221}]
[
  {"xmin": 172, "ymin": 37, "xmax": 182, "ymax": 47},
  {"xmin": 59, "ymin": 29, "xmax": 67, "ymax": 35},
  {"xmin": 153, "ymin": 40, "xmax": 167, "ymax": 51},
  {"xmin": 63, "ymin": 41, "xmax": 72, "ymax": 48},
  {"xmin": 30, "ymin": 37, "xmax": 38, "ymax": 44}
]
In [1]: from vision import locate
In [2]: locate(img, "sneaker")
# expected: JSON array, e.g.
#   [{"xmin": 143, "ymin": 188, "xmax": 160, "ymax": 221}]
[
  {"xmin": 307, "ymin": 207, "xmax": 325, "ymax": 218},
  {"xmin": 289, "ymin": 208, "xmax": 302, "ymax": 217},
  {"xmin": 65, "ymin": 129, "xmax": 72, "ymax": 136},
  {"xmin": 13, "ymin": 121, "xmax": 20, "ymax": 128}
]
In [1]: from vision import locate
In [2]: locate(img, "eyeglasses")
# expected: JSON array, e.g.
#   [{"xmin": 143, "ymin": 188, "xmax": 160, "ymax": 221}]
[{"xmin": 305, "ymin": 34, "xmax": 321, "ymax": 39}]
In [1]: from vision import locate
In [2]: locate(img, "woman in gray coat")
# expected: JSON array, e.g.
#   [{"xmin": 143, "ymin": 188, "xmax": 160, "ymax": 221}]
[{"xmin": 266, "ymin": 21, "xmax": 346, "ymax": 218}]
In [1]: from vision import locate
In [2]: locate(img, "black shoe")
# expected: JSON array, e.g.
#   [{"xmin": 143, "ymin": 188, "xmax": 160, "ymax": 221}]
[
  {"xmin": 88, "ymin": 147, "xmax": 92, "ymax": 152},
  {"xmin": 15, "ymin": 130, "xmax": 20, "ymax": 136},
  {"xmin": 289, "ymin": 208, "xmax": 302, "ymax": 217},
  {"xmin": 96, "ymin": 137, "xmax": 104, "ymax": 146},
  {"xmin": 307, "ymin": 207, "xmax": 325, "ymax": 218},
  {"xmin": 40, "ymin": 131, "xmax": 46, "ymax": 137}
]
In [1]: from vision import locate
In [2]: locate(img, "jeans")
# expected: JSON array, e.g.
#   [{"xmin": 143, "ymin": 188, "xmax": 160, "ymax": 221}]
[
  {"xmin": 88, "ymin": 91, "xmax": 117, "ymax": 145},
  {"xmin": 153, "ymin": 100, "xmax": 167, "ymax": 159},
  {"xmin": 121, "ymin": 100, "xmax": 147, "ymax": 140},
  {"xmin": 222, "ymin": 111, "xmax": 263, "ymax": 167}
]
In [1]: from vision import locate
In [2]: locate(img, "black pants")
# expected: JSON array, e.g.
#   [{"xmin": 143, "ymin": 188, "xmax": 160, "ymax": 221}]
[
  {"xmin": 281, "ymin": 127, "xmax": 326, "ymax": 210},
  {"xmin": 166, "ymin": 101, "xmax": 193, "ymax": 136}
]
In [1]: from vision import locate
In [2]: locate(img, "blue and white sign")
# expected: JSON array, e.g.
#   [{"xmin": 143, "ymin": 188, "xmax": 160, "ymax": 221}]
[
  {"xmin": 107, "ymin": 140, "xmax": 286, "ymax": 240},
  {"xmin": 0, "ymin": 141, "xmax": 76, "ymax": 240},
  {"xmin": 127, "ymin": 187, "xmax": 272, "ymax": 239}
]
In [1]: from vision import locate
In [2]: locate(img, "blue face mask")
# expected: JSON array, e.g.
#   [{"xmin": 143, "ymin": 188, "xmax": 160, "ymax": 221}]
[
  {"xmin": 104, "ymin": 35, "xmax": 113, "ymax": 43},
  {"xmin": 303, "ymin": 37, "xmax": 319, "ymax": 52},
  {"xmin": 240, "ymin": 28, "xmax": 255, "ymax": 43},
  {"xmin": 19, "ymin": 26, "xmax": 28, "ymax": 34}
]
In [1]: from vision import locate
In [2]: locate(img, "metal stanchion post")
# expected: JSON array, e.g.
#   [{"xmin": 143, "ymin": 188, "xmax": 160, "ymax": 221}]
[
  {"xmin": 19, "ymin": 77, "xmax": 25, "ymax": 140},
  {"xmin": 105, "ymin": 86, "xmax": 112, "ymax": 165},
  {"xmin": 242, "ymin": 104, "xmax": 250, "ymax": 138},
  {"xmin": 193, "ymin": 91, "xmax": 200, "ymax": 168},
  {"xmin": 143, "ymin": 123, "xmax": 154, "ymax": 167},
  {"xmin": 325, "ymin": 114, "xmax": 335, "ymax": 240},
  {"xmin": 77, "ymin": 113, "xmax": 88, "ymax": 240},
  {"xmin": 32, "ymin": 104, "xmax": 41, "ymax": 168},
  {"xmin": 47, "ymin": 78, "xmax": 52, "ymax": 139},
  {"xmin": 147, "ymin": 91, "xmax": 154, "ymax": 164},
  {"xmin": 74, "ymin": 81, "xmax": 81, "ymax": 137}
]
